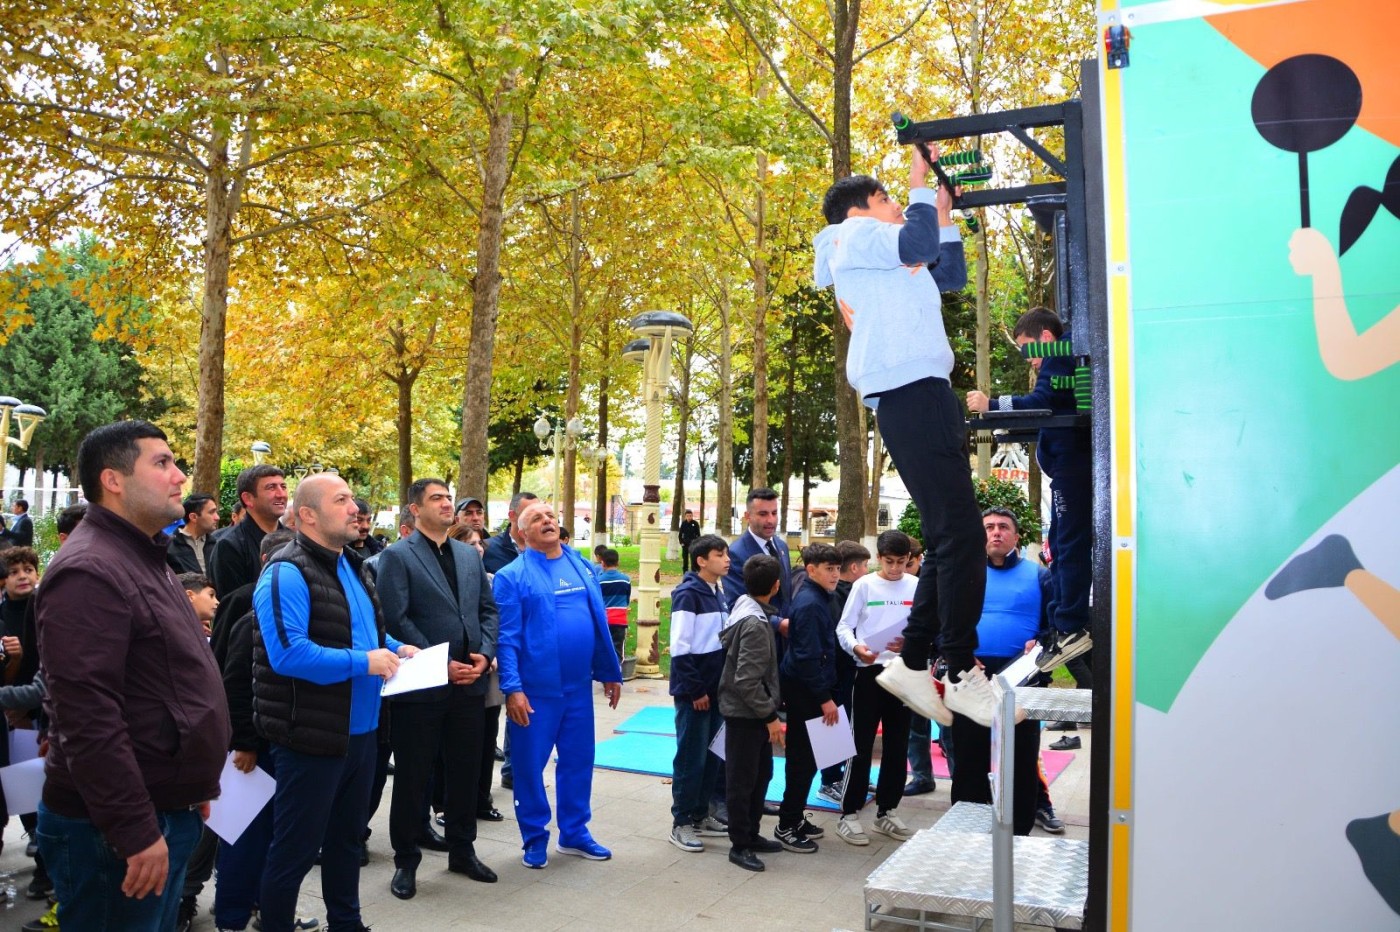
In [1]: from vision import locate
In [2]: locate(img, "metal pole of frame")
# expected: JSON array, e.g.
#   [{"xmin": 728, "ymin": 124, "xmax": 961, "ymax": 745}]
[{"xmin": 991, "ymin": 675, "xmax": 1016, "ymax": 932}]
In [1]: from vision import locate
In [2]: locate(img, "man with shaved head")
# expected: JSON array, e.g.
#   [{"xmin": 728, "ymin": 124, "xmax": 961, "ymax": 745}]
[
  {"xmin": 493, "ymin": 501, "xmax": 623, "ymax": 869},
  {"xmin": 252, "ymin": 473, "xmax": 419, "ymax": 932}
]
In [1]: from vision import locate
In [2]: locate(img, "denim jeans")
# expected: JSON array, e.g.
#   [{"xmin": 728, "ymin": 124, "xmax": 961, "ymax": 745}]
[
  {"xmin": 37, "ymin": 800, "xmax": 203, "ymax": 932},
  {"xmin": 907, "ymin": 714, "xmax": 935, "ymax": 785},
  {"xmin": 213, "ymin": 755, "xmax": 277, "ymax": 930},
  {"xmin": 670, "ymin": 699, "xmax": 722, "ymax": 826}
]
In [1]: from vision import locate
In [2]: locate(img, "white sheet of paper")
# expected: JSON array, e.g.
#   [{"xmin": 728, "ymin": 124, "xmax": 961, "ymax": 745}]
[
  {"xmin": 205, "ymin": 753, "xmax": 277, "ymax": 845},
  {"xmin": 380, "ymin": 642, "xmax": 451, "ymax": 697},
  {"xmin": 805, "ymin": 706, "xmax": 857, "ymax": 771},
  {"xmin": 709, "ymin": 722, "xmax": 727, "ymax": 761},
  {"xmin": 0, "ymin": 757, "xmax": 46, "ymax": 816},
  {"xmin": 999, "ymin": 646, "xmax": 1043, "ymax": 688},
  {"xmin": 8, "ymin": 728, "xmax": 40, "ymax": 764},
  {"xmin": 859, "ymin": 617, "xmax": 910, "ymax": 664}
]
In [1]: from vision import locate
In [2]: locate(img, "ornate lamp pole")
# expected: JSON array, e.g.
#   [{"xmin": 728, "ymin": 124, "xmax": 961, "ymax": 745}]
[
  {"xmin": 624, "ymin": 311, "xmax": 693, "ymax": 679},
  {"xmin": 0, "ymin": 396, "xmax": 48, "ymax": 502},
  {"xmin": 532, "ymin": 414, "xmax": 583, "ymax": 516}
]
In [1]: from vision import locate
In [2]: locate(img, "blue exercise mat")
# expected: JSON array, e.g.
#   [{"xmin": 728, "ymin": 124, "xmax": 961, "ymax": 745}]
[
  {"xmin": 590, "ymin": 731, "xmax": 875, "ymax": 812},
  {"xmin": 612, "ymin": 705, "xmax": 677, "ymax": 736}
]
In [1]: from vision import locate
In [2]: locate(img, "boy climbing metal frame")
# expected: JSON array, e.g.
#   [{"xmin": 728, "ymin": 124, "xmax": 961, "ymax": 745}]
[{"xmin": 893, "ymin": 64, "xmax": 1114, "ymax": 932}]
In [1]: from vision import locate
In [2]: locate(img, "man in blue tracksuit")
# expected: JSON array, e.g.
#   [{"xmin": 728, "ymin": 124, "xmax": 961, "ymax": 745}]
[
  {"xmin": 493, "ymin": 501, "xmax": 623, "ymax": 869},
  {"xmin": 967, "ymin": 306, "xmax": 1093, "ymax": 672},
  {"xmin": 667, "ymin": 535, "xmax": 731, "ymax": 853}
]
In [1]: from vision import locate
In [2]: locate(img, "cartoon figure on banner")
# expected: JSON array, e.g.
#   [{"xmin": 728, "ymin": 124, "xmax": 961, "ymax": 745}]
[
  {"xmin": 1253, "ymin": 53, "xmax": 1400, "ymax": 382},
  {"xmin": 1254, "ymin": 51, "xmax": 1400, "ymax": 916}
]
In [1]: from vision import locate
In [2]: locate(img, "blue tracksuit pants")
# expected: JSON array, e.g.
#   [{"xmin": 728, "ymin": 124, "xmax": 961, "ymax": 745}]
[{"xmin": 508, "ymin": 684, "xmax": 597, "ymax": 849}]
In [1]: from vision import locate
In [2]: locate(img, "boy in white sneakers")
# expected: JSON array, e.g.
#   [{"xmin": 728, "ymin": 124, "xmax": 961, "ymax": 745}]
[{"xmin": 834, "ymin": 531, "xmax": 918, "ymax": 845}]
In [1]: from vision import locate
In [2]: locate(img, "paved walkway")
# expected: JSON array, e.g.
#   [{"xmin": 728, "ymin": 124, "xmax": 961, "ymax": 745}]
[{"xmin": 0, "ymin": 682, "xmax": 1092, "ymax": 931}]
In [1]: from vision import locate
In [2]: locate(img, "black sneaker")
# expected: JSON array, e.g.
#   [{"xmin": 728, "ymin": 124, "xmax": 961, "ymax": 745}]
[
  {"xmin": 774, "ymin": 825, "xmax": 818, "ymax": 853},
  {"xmin": 176, "ymin": 896, "xmax": 198, "ymax": 932},
  {"xmin": 26, "ymin": 877, "xmax": 54, "ymax": 900},
  {"xmin": 795, "ymin": 815, "xmax": 824, "ymax": 839},
  {"xmin": 1036, "ymin": 629, "xmax": 1093, "ymax": 672},
  {"xmin": 728, "ymin": 847, "xmax": 765, "ymax": 872},
  {"xmin": 748, "ymin": 836, "xmax": 783, "ymax": 854}
]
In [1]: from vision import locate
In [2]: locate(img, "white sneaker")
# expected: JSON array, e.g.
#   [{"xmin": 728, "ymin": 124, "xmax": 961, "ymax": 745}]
[
  {"xmin": 872, "ymin": 811, "xmax": 914, "ymax": 841},
  {"xmin": 876, "ymin": 657, "xmax": 953, "ymax": 726},
  {"xmin": 940, "ymin": 667, "xmax": 1025, "ymax": 727},
  {"xmin": 836, "ymin": 814, "xmax": 870, "ymax": 846}
]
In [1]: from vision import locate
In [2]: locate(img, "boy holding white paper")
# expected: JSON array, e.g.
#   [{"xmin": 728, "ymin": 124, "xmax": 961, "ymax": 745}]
[
  {"xmin": 834, "ymin": 530, "xmax": 919, "ymax": 845},
  {"xmin": 775, "ymin": 543, "xmax": 843, "ymax": 853}
]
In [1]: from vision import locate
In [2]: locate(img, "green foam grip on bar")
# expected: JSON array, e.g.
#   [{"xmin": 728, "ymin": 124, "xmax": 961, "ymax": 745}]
[
  {"xmin": 1052, "ymin": 375, "xmax": 1076, "ymax": 390},
  {"xmin": 1023, "ymin": 339, "xmax": 1075, "ymax": 359},
  {"xmin": 938, "ymin": 149, "xmax": 983, "ymax": 166},
  {"xmin": 951, "ymin": 168, "xmax": 993, "ymax": 186},
  {"xmin": 1075, "ymin": 365, "xmax": 1092, "ymax": 412}
]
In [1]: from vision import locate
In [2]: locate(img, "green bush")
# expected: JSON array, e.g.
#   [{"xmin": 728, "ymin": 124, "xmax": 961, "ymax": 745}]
[
  {"xmin": 219, "ymin": 458, "xmax": 246, "ymax": 522},
  {"xmin": 898, "ymin": 476, "xmax": 1041, "ymax": 546}
]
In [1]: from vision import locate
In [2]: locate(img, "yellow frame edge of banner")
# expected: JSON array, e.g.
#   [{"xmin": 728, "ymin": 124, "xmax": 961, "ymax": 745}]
[{"xmin": 1097, "ymin": 1, "xmax": 1138, "ymax": 923}]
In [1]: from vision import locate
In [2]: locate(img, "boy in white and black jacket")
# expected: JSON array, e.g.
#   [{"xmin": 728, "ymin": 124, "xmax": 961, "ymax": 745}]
[
  {"xmin": 717, "ymin": 554, "xmax": 786, "ymax": 872},
  {"xmin": 668, "ymin": 535, "xmax": 732, "ymax": 853}
]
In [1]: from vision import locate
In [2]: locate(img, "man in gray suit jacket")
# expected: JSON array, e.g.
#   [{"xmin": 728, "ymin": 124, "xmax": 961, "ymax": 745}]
[{"xmin": 375, "ymin": 478, "xmax": 500, "ymax": 900}]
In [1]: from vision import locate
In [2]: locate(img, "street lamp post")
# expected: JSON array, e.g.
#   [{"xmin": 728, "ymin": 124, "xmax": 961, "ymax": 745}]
[
  {"xmin": 0, "ymin": 396, "xmax": 48, "ymax": 503},
  {"xmin": 624, "ymin": 311, "xmax": 693, "ymax": 680},
  {"xmin": 251, "ymin": 441, "xmax": 271, "ymax": 465},
  {"xmin": 532, "ymin": 414, "xmax": 583, "ymax": 517}
]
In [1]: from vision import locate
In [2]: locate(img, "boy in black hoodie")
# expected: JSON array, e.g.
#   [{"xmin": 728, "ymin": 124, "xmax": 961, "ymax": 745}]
[{"xmin": 775, "ymin": 543, "xmax": 842, "ymax": 852}]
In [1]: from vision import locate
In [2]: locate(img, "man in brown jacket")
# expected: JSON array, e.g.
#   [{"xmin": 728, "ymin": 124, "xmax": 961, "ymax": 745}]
[{"xmin": 36, "ymin": 420, "xmax": 231, "ymax": 930}]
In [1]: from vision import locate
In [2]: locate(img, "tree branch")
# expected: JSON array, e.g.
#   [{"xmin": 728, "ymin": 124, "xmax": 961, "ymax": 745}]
[
  {"xmin": 723, "ymin": 0, "xmax": 833, "ymax": 146},
  {"xmin": 854, "ymin": 0, "xmax": 933, "ymax": 64}
]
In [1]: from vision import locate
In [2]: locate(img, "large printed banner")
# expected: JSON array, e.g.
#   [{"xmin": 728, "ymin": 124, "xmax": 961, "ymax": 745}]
[{"xmin": 1110, "ymin": 0, "xmax": 1400, "ymax": 927}]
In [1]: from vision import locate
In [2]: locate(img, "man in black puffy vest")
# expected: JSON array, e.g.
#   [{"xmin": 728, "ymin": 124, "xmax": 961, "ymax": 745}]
[{"xmin": 252, "ymin": 474, "xmax": 418, "ymax": 932}]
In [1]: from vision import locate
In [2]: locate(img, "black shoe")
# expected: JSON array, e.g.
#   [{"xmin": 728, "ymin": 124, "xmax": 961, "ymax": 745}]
[
  {"xmin": 903, "ymin": 779, "xmax": 936, "ymax": 797},
  {"xmin": 448, "ymin": 852, "xmax": 498, "ymax": 883},
  {"xmin": 25, "ymin": 840, "xmax": 38, "ymax": 858},
  {"xmin": 795, "ymin": 816, "xmax": 824, "ymax": 839},
  {"xmin": 360, "ymin": 844, "xmax": 370, "ymax": 867},
  {"xmin": 1037, "ymin": 629, "xmax": 1093, "ymax": 672},
  {"xmin": 762, "ymin": 802, "xmax": 780, "ymax": 817},
  {"xmin": 477, "ymin": 807, "xmax": 504, "ymax": 822},
  {"xmin": 774, "ymin": 825, "xmax": 818, "ymax": 853},
  {"xmin": 500, "ymin": 773, "xmax": 513, "ymax": 790},
  {"xmin": 494, "ymin": 745, "xmax": 505, "ymax": 762},
  {"xmin": 390, "ymin": 867, "xmax": 417, "ymax": 900},
  {"xmin": 1048, "ymin": 735, "xmax": 1082, "ymax": 751},
  {"xmin": 748, "ymin": 836, "xmax": 783, "ymax": 853},
  {"xmin": 417, "ymin": 826, "xmax": 451, "ymax": 852},
  {"xmin": 176, "ymin": 896, "xmax": 197, "ymax": 932},
  {"xmin": 1046, "ymin": 721, "xmax": 1079, "ymax": 732},
  {"xmin": 26, "ymin": 878, "xmax": 54, "ymax": 901},
  {"xmin": 728, "ymin": 848, "xmax": 765, "ymax": 872}
]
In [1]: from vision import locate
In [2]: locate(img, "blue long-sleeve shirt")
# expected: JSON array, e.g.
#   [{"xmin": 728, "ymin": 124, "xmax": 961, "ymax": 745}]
[{"xmin": 254, "ymin": 557, "xmax": 403, "ymax": 736}]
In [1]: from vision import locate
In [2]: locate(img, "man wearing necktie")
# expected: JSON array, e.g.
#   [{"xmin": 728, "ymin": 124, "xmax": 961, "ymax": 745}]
[{"xmin": 722, "ymin": 489, "xmax": 792, "ymax": 625}]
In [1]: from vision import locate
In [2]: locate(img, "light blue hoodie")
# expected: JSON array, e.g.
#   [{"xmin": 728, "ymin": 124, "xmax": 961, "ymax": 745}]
[{"xmin": 813, "ymin": 186, "xmax": 966, "ymax": 406}]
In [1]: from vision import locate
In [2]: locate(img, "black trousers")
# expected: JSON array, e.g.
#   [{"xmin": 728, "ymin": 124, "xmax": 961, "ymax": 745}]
[
  {"xmin": 842, "ymin": 665, "xmax": 912, "ymax": 816},
  {"xmin": 180, "ymin": 824, "xmax": 218, "ymax": 898},
  {"xmin": 389, "ymin": 690, "xmax": 484, "ymax": 869},
  {"xmin": 947, "ymin": 661, "xmax": 1042, "ymax": 836},
  {"xmin": 479, "ymin": 703, "xmax": 501, "ymax": 810},
  {"xmin": 777, "ymin": 681, "xmax": 821, "ymax": 831},
  {"xmin": 875, "ymin": 378, "xmax": 985, "ymax": 674},
  {"xmin": 724, "ymin": 717, "xmax": 773, "ymax": 850}
]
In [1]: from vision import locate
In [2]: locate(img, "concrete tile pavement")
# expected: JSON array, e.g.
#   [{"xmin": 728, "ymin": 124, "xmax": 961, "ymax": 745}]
[{"xmin": 0, "ymin": 681, "xmax": 1092, "ymax": 931}]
